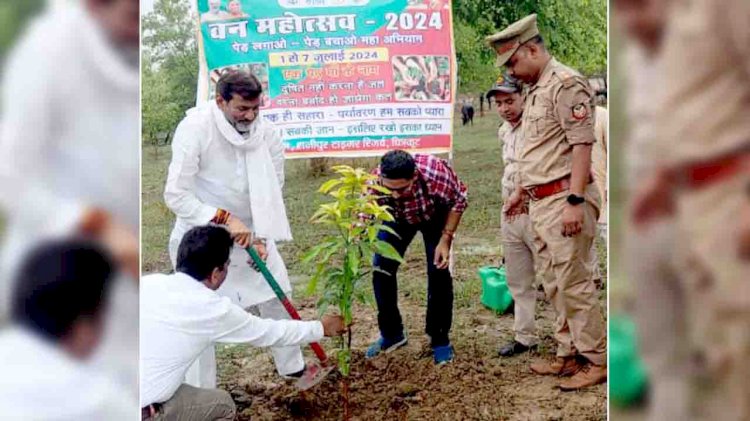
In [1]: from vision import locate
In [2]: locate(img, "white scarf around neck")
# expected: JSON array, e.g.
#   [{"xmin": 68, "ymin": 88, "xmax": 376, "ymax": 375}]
[{"xmin": 210, "ymin": 101, "xmax": 292, "ymax": 241}]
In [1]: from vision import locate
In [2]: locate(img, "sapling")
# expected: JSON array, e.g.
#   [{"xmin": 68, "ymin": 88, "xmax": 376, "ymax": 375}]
[{"xmin": 304, "ymin": 165, "xmax": 403, "ymax": 419}]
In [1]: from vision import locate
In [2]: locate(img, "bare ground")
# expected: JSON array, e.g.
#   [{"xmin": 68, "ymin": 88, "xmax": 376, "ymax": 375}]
[{"xmin": 217, "ymin": 284, "xmax": 606, "ymax": 420}]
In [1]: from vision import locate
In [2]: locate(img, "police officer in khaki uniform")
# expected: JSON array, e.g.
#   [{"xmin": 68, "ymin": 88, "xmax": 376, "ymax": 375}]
[
  {"xmin": 613, "ymin": 0, "xmax": 690, "ymax": 418},
  {"xmin": 632, "ymin": 0, "xmax": 750, "ymax": 417},
  {"xmin": 488, "ymin": 74, "xmax": 540, "ymax": 357},
  {"xmin": 489, "ymin": 14, "xmax": 606, "ymax": 390}
]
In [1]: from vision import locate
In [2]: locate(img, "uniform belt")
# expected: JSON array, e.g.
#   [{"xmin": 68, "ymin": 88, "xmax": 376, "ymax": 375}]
[
  {"xmin": 525, "ymin": 175, "xmax": 593, "ymax": 201},
  {"xmin": 673, "ymin": 151, "xmax": 750, "ymax": 190},
  {"xmin": 141, "ymin": 403, "xmax": 161, "ymax": 420}
]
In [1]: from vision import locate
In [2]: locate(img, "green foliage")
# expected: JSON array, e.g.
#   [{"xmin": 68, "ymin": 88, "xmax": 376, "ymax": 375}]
[
  {"xmin": 454, "ymin": 20, "xmax": 497, "ymax": 94},
  {"xmin": 142, "ymin": 56, "xmax": 183, "ymax": 146},
  {"xmin": 141, "ymin": 0, "xmax": 200, "ymax": 144},
  {"xmin": 453, "ymin": 0, "xmax": 607, "ymax": 93},
  {"xmin": 304, "ymin": 166, "xmax": 403, "ymax": 376},
  {"xmin": 0, "ymin": 1, "xmax": 45, "ymax": 68}
]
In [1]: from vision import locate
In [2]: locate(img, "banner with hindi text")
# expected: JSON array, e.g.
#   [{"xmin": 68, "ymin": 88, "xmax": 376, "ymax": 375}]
[{"xmin": 197, "ymin": 0, "xmax": 455, "ymax": 158}]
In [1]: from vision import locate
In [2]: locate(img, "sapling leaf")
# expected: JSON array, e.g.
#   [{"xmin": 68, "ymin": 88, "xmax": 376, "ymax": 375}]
[
  {"xmin": 319, "ymin": 178, "xmax": 343, "ymax": 193},
  {"xmin": 373, "ymin": 224, "xmax": 400, "ymax": 238},
  {"xmin": 374, "ymin": 240, "xmax": 405, "ymax": 263}
]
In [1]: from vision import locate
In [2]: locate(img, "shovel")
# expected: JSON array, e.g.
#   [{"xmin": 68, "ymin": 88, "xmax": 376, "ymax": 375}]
[{"xmin": 245, "ymin": 246, "xmax": 335, "ymax": 390}]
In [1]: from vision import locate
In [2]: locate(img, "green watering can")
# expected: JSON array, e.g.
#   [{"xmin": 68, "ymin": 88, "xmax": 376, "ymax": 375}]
[
  {"xmin": 478, "ymin": 266, "xmax": 514, "ymax": 314},
  {"xmin": 609, "ymin": 314, "xmax": 648, "ymax": 407}
]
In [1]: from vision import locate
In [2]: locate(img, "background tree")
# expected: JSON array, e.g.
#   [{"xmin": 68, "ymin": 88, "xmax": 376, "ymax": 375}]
[
  {"xmin": 142, "ymin": 55, "xmax": 183, "ymax": 155},
  {"xmin": 142, "ymin": 0, "xmax": 199, "ymax": 144},
  {"xmin": 453, "ymin": 0, "xmax": 607, "ymax": 92}
]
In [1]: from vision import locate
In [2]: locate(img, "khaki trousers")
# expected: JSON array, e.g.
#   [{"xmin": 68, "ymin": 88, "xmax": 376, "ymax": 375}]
[
  {"xmin": 626, "ymin": 216, "xmax": 690, "ymax": 421},
  {"xmin": 501, "ymin": 212, "xmax": 539, "ymax": 346},
  {"xmin": 147, "ymin": 384, "xmax": 235, "ymax": 421},
  {"xmin": 529, "ymin": 184, "xmax": 607, "ymax": 366},
  {"xmin": 674, "ymin": 173, "xmax": 750, "ymax": 421}
]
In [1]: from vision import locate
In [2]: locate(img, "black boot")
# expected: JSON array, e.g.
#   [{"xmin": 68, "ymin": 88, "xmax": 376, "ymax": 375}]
[{"xmin": 498, "ymin": 340, "xmax": 536, "ymax": 357}]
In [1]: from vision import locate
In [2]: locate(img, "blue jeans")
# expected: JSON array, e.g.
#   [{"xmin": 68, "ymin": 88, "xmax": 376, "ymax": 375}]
[{"xmin": 372, "ymin": 217, "xmax": 454, "ymax": 347}]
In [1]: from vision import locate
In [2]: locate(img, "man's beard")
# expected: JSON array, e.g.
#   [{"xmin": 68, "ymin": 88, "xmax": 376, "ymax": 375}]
[
  {"xmin": 233, "ymin": 120, "xmax": 252, "ymax": 133},
  {"xmin": 227, "ymin": 115, "xmax": 253, "ymax": 134}
]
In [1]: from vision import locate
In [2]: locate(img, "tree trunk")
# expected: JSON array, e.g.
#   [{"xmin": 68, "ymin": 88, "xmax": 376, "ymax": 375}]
[
  {"xmin": 152, "ymin": 133, "xmax": 159, "ymax": 159},
  {"xmin": 338, "ymin": 326, "xmax": 353, "ymax": 420},
  {"xmin": 342, "ymin": 379, "xmax": 350, "ymax": 420}
]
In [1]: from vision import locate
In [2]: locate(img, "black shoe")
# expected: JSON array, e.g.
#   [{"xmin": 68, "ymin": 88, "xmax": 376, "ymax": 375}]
[{"xmin": 498, "ymin": 341, "xmax": 536, "ymax": 357}]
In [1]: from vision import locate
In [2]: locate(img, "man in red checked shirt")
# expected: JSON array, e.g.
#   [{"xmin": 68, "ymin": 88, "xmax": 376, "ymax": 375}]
[{"xmin": 364, "ymin": 150, "xmax": 467, "ymax": 365}]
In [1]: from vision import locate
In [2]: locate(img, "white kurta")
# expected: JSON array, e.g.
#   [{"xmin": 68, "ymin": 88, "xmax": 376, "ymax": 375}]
[
  {"xmin": 0, "ymin": 4, "xmax": 139, "ymax": 260},
  {"xmin": 140, "ymin": 272, "xmax": 323, "ymax": 406},
  {"xmin": 0, "ymin": 2, "xmax": 139, "ymax": 399},
  {"xmin": 165, "ymin": 102, "xmax": 292, "ymax": 308},
  {"xmin": 0, "ymin": 326, "xmax": 136, "ymax": 420}
]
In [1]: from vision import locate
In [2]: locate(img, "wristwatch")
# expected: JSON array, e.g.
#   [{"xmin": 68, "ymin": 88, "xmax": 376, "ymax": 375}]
[{"xmin": 566, "ymin": 194, "xmax": 585, "ymax": 206}]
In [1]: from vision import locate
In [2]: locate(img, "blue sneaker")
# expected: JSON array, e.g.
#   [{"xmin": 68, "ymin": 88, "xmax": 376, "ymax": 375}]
[
  {"xmin": 433, "ymin": 344, "xmax": 454, "ymax": 365},
  {"xmin": 365, "ymin": 334, "xmax": 408, "ymax": 359}
]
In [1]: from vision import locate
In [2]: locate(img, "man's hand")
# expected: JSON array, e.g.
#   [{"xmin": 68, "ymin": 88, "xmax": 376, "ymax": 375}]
[
  {"xmin": 226, "ymin": 215, "xmax": 252, "ymax": 248},
  {"xmin": 503, "ymin": 189, "xmax": 525, "ymax": 217},
  {"xmin": 561, "ymin": 203, "xmax": 584, "ymax": 237},
  {"xmin": 631, "ymin": 170, "xmax": 675, "ymax": 227},
  {"xmin": 321, "ymin": 315, "xmax": 347, "ymax": 337},
  {"xmin": 433, "ymin": 235, "xmax": 452, "ymax": 270},
  {"xmin": 100, "ymin": 219, "xmax": 139, "ymax": 280},
  {"xmin": 253, "ymin": 241, "xmax": 268, "ymax": 261},
  {"xmin": 247, "ymin": 240, "xmax": 268, "ymax": 271}
]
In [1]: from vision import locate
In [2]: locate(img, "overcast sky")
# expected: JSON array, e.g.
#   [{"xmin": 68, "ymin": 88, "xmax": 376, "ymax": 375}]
[{"xmin": 142, "ymin": 0, "xmax": 154, "ymax": 14}]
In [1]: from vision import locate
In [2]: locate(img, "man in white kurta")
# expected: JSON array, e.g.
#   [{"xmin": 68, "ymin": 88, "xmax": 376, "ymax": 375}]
[
  {"xmin": 165, "ymin": 70, "xmax": 302, "ymax": 387},
  {"xmin": 0, "ymin": 0, "xmax": 139, "ymax": 401}
]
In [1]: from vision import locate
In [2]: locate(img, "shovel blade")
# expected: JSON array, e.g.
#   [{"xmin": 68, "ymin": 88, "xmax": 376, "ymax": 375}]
[{"xmin": 295, "ymin": 361, "xmax": 336, "ymax": 391}]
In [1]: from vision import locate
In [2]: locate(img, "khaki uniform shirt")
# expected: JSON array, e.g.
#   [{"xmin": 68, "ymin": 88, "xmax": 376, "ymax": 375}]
[
  {"xmin": 518, "ymin": 58, "xmax": 597, "ymax": 188},
  {"xmin": 655, "ymin": 0, "xmax": 750, "ymax": 166},
  {"xmin": 500, "ymin": 120, "xmax": 525, "ymax": 201}
]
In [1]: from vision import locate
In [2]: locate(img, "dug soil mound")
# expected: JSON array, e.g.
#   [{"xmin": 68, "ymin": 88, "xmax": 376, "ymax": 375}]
[{"xmin": 219, "ymin": 297, "xmax": 606, "ymax": 420}]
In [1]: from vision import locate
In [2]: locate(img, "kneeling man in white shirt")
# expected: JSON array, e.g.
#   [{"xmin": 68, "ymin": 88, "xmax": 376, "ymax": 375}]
[{"xmin": 140, "ymin": 225, "xmax": 345, "ymax": 420}]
